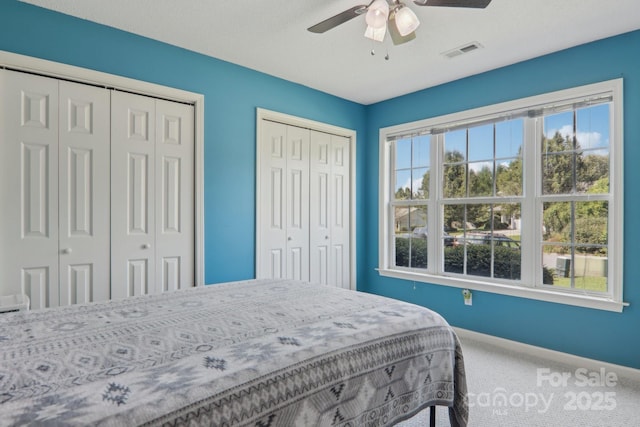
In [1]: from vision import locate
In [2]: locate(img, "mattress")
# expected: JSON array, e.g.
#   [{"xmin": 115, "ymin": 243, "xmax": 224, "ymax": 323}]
[{"xmin": 0, "ymin": 279, "xmax": 468, "ymax": 426}]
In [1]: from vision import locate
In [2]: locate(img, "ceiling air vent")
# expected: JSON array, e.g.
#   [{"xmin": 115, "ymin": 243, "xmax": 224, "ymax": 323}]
[{"xmin": 442, "ymin": 42, "xmax": 483, "ymax": 59}]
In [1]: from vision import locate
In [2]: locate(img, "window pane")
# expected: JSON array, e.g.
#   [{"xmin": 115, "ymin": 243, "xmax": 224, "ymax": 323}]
[
  {"xmin": 542, "ymin": 201, "xmax": 571, "ymax": 242},
  {"xmin": 544, "ymin": 247, "xmax": 608, "ymax": 293},
  {"xmin": 494, "ymin": 202, "xmax": 521, "ymax": 236},
  {"xmin": 496, "ymin": 158, "xmax": 522, "ymax": 196},
  {"xmin": 574, "ymin": 247, "xmax": 608, "ymax": 292},
  {"xmin": 413, "ymin": 135, "xmax": 430, "ymax": 168},
  {"xmin": 412, "ymin": 167, "xmax": 429, "ymax": 199},
  {"xmin": 443, "ymin": 164, "xmax": 467, "ymax": 198},
  {"xmin": 396, "ymin": 138, "xmax": 411, "ymax": 170},
  {"xmin": 469, "ymin": 162, "xmax": 493, "ymax": 197},
  {"xmin": 575, "ymin": 201, "xmax": 608, "ymax": 246},
  {"xmin": 394, "ymin": 206, "xmax": 426, "ymax": 234},
  {"xmin": 410, "ymin": 206, "xmax": 428, "ymax": 269},
  {"xmin": 446, "ymin": 203, "xmax": 523, "ymax": 280},
  {"xmin": 542, "ymin": 245, "xmax": 564, "ymax": 285},
  {"xmin": 443, "ymin": 204, "xmax": 464, "ymax": 274},
  {"xmin": 462, "ymin": 204, "xmax": 493, "ymax": 278},
  {"xmin": 541, "ymin": 201, "xmax": 608, "ymax": 294},
  {"xmin": 543, "ymin": 111, "xmax": 574, "ymax": 153},
  {"xmin": 393, "ymin": 206, "xmax": 428, "ymax": 269},
  {"xmin": 496, "ymin": 119, "xmax": 523, "ymax": 159},
  {"xmin": 493, "ymin": 241, "xmax": 521, "ymax": 280},
  {"xmin": 578, "ymin": 151, "xmax": 609, "ymax": 194},
  {"xmin": 466, "ymin": 203, "xmax": 491, "ymax": 231},
  {"xmin": 394, "ymin": 169, "xmax": 411, "ymax": 200},
  {"xmin": 542, "ymin": 152, "xmax": 575, "ymax": 194},
  {"xmin": 444, "ymin": 129, "xmax": 466, "ymax": 161},
  {"xmin": 395, "ymin": 136, "xmax": 432, "ymax": 200},
  {"xmin": 468, "ymin": 124, "xmax": 493, "ymax": 162},
  {"xmin": 576, "ymin": 104, "xmax": 610, "ymax": 151}
]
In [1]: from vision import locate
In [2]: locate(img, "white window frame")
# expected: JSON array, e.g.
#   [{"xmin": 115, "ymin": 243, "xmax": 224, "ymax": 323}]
[{"xmin": 378, "ymin": 79, "xmax": 626, "ymax": 312}]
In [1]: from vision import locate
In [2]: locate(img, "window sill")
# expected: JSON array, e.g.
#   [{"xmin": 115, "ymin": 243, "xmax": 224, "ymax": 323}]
[{"xmin": 377, "ymin": 268, "xmax": 628, "ymax": 313}]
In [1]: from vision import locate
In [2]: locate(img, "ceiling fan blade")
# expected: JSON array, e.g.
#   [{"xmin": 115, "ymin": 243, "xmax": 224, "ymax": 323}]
[
  {"xmin": 413, "ymin": 0, "xmax": 491, "ymax": 8},
  {"xmin": 307, "ymin": 5, "xmax": 368, "ymax": 33}
]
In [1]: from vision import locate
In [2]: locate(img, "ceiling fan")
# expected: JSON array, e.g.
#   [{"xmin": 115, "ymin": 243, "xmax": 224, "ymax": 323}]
[{"xmin": 308, "ymin": 0, "xmax": 492, "ymax": 45}]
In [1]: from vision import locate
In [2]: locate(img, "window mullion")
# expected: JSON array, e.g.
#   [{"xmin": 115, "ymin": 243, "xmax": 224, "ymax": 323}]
[
  {"xmin": 430, "ymin": 134, "xmax": 442, "ymax": 274},
  {"xmin": 521, "ymin": 116, "xmax": 539, "ymax": 287}
]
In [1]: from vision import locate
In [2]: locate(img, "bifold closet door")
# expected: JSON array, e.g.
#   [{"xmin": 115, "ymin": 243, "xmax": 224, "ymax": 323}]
[
  {"xmin": 309, "ymin": 131, "xmax": 351, "ymax": 288},
  {"xmin": 111, "ymin": 91, "xmax": 194, "ymax": 299},
  {"xmin": 258, "ymin": 121, "xmax": 310, "ymax": 281},
  {"xmin": 154, "ymin": 99, "xmax": 194, "ymax": 293},
  {"xmin": 111, "ymin": 91, "xmax": 155, "ymax": 298},
  {"xmin": 0, "ymin": 70, "xmax": 60, "ymax": 309},
  {"xmin": 58, "ymin": 81, "xmax": 111, "ymax": 306},
  {"xmin": 0, "ymin": 70, "xmax": 110, "ymax": 309}
]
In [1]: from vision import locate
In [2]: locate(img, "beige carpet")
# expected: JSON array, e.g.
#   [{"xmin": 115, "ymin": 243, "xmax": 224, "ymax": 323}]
[{"xmin": 398, "ymin": 335, "xmax": 640, "ymax": 426}]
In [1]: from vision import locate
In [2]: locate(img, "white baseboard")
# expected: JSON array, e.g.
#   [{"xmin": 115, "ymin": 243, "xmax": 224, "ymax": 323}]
[{"xmin": 454, "ymin": 327, "xmax": 640, "ymax": 383}]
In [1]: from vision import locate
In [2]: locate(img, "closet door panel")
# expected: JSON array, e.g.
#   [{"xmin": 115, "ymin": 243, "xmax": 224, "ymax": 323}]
[
  {"xmin": 155, "ymin": 99, "xmax": 194, "ymax": 292},
  {"xmin": 310, "ymin": 132, "xmax": 350, "ymax": 288},
  {"xmin": 111, "ymin": 91, "xmax": 156, "ymax": 299},
  {"xmin": 0, "ymin": 70, "xmax": 60, "ymax": 308},
  {"xmin": 285, "ymin": 126, "xmax": 310, "ymax": 282},
  {"xmin": 330, "ymin": 135, "xmax": 351, "ymax": 289},
  {"xmin": 258, "ymin": 121, "xmax": 288, "ymax": 279},
  {"xmin": 310, "ymin": 130, "xmax": 331, "ymax": 285},
  {"xmin": 58, "ymin": 81, "xmax": 110, "ymax": 305}
]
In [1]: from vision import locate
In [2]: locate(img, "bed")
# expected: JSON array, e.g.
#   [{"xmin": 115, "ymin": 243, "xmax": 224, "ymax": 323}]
[{"xmin": 0, "ymin": 279, "xmax": 468, "ymax": 426}]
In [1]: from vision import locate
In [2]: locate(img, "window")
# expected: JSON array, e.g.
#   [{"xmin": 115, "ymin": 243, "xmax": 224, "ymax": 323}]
[{"xmin": 378, "ymin": 80, "xmax": 625, "ymax": 312}]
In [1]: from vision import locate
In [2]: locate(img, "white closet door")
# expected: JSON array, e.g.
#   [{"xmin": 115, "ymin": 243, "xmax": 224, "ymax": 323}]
[
  {"xmin": 0, "ymin": 70, "xmax": 60, "ymax": 309},
  {"xmin": 259, "ymin": 121, "xmax": 289, "ymax": 279},
  {"xmin": 258, "ymin": 121, "xmax": 310, "ymax": 281},
  {"xmin": 329, "ymin": 134, "xmax": 351, "ymax": 288},
  {"xmin": 285, "ymin": 125, "xmax": 310, "ymax": 281},
  {"xmin": 155, "ymin": 99, "xmax": 194, "ymax": 292},
  {"xmin": 58, "ymin": 81, "xmax": 110, "ymax": 305},
  {"xmin": 111, "ymin": 91, "xmax": 156, "ymax": 298},
  {"xmin": 309, "ymin": 131, "xmax": 331, "ymax": 285},
  {"xmin": 310, "ymin": 131, "xmax": 350, "ymax": 288}
]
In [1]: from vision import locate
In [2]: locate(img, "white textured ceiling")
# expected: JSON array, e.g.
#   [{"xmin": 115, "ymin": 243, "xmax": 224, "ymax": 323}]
[{"xmin": 21, "ymin": 0, "xmax": 640, "ymax": 105}]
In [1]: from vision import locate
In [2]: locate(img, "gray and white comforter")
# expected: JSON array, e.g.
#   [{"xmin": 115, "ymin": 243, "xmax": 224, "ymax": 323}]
[{"xmin": 0, "ymin": 279, "xmax": 468, "ymax": 426}]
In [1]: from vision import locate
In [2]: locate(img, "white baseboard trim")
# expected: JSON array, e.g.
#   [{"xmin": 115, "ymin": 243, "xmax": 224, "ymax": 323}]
[{"xmin": 454, "ymin": 327, "xmax": 640, "ymax": 383}]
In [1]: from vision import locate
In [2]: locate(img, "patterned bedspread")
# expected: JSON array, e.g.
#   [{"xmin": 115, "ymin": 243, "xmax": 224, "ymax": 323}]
[{"xmin": 0, "ymin": 279, "xmax": 468, "ymax": 426}]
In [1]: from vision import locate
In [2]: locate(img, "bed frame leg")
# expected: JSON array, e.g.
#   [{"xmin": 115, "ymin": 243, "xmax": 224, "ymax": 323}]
[{"xmin": 429, "ymin": 405, "xmax": 436, "ymax": 427}]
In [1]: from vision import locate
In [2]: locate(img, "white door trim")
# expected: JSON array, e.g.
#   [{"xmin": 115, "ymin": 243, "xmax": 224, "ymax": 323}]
[
  {"xmin": 0, "ymin": 50, "xmax": 205, "ymax": 287},
  {"xmin": 256, "ymin": 108, "xmax": 357, "ymax": 289}
]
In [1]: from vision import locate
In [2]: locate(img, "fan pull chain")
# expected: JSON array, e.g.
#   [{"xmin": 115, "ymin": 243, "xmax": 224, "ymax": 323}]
[{"xmin": 369, "ymin": 41, "xmax": 390, "ymax": 60}]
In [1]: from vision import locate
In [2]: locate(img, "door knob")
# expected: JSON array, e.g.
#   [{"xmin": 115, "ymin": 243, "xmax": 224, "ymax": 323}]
[
  {"xmin": 142, "ymin": 243, "xmax": 151, "ymax": 249},
  {"xmin": 287, "ymin": 237, "xmax": 292, "ymax": 241},
  {"xmin": 62, "ymin": 248, "xmax": 72, "ymax": 254}
]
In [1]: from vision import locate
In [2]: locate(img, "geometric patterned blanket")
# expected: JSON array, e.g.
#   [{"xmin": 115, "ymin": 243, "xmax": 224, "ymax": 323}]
[{"xmin": 0, "ymin": 279, "xmax": 468, "ymax": 427}]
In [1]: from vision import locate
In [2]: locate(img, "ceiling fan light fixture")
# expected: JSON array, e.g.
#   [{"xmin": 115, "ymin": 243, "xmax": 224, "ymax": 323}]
[
  {"xmin": 365, "ymin": 0, "xmax": 390, "ymax": 29},
  {"xmin": 364, "ymin": 24, "xmax": 387, "ymax": 42},
  {"xmin": 394, "ymin": 5, "xmax": 420, "ymax": 36}
]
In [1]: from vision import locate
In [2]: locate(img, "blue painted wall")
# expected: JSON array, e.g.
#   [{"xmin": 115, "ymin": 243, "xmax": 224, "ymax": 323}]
[
  {"xmin": 1, "ymin": 1, "xmax": 638, "ymax": 368},
  {"xmin": 0, "ymin": 1, "xmax": 367, "ymax": 285},
  {"xmin": 363, "ymin": 30, "xmax": 640, "ymax": 369}
]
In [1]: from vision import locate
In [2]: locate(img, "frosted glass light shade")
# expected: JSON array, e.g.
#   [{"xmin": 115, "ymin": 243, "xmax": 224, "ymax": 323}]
[
  {"xmin": 365, "ymin": 0, "xmax": 390, "ymax": 29},
  {"xmin": 364, "ymin": 25, "xmax": 386, "ymax": 42},
  {"xmin": 394, "ymin": 6, "xmax": 420, "ymax": 36}
]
